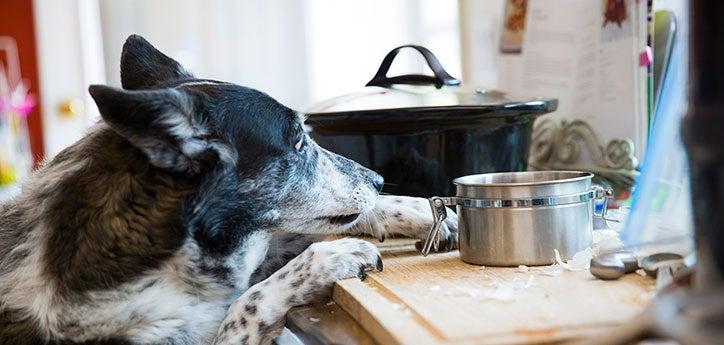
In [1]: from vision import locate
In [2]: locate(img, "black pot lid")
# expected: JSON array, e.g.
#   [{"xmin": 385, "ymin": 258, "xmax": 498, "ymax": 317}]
[
  {"xmin": 305, "ymin": 45, "xmax": 557, "ymax": 122},
  {"xmin": 306, "ymin": 84, "xmax": 557, "ymax": 115}
]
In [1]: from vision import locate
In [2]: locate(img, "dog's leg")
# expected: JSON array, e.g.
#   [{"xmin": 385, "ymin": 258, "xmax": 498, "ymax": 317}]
[
  {"xmin": 212, "ymin": 238, "xmax": 382, "ymax": 345},
  {"xmin": 352, "ymin": 195, "xmax": 459, "ymax": 247}
]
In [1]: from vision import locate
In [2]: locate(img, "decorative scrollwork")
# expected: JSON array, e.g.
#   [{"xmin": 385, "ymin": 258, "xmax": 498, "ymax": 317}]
[{"xmin": 529, "ymin": 119, "xmax": 639, "ymax": 192}]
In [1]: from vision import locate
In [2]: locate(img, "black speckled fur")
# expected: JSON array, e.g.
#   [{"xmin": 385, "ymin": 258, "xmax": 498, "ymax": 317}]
[{"xmin": 0, "ymin": 35, "xmax": 385, "ymax": 345}]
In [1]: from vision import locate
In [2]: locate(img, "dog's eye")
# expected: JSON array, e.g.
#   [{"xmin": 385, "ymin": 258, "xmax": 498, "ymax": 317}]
[{"xmin": 294, "ymin": 137, "xmax": 304, "ymax": 151}]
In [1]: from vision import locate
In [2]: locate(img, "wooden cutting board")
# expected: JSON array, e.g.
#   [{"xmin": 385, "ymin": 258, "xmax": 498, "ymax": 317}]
[{"xmin": 332, "ymin": 244, "xmax": 655, "ymax": 345}]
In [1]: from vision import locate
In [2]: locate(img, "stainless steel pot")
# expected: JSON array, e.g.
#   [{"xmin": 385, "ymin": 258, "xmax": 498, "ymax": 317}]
[{"xmin": 423, "ymin": 171, "xmax": 612, "ymax": 266}]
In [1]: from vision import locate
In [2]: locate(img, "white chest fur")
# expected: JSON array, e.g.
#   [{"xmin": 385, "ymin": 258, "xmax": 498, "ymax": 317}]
[{"xmin": 53, "ymin": 231, "xmax": 272, "ymax": 344}]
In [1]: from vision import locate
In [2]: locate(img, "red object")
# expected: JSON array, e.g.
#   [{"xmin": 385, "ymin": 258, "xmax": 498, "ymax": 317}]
[
  {"xmin": 603, "ymin": 0, "xmax": 628, "ymax": 28},
  {"xmin": 0, "ymin": 0, "xmax": 45, "ymax": 166}
]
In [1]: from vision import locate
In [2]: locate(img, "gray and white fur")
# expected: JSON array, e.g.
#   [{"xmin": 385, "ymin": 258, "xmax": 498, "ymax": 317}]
[{"xmin": 0, "ymin": 35, "xmax": 457, "ymax": 345}]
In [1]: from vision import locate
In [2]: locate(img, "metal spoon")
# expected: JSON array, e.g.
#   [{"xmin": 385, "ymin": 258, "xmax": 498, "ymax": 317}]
[
  {"xmin": 590, "ymin": 251, "xmax": 638, "ymax": 280},
  {"xmin": 640, "ymin": 252, "xmax": 684, "ymax": 291}
]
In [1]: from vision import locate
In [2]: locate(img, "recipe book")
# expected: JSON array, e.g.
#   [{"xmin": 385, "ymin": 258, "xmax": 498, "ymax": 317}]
[{"xmin": 497, "ymin": 0, "xmax": 649, "ymax": 162}]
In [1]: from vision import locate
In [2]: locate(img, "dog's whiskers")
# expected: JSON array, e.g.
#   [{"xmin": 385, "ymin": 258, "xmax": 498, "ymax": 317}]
[
  {"xmin": 364, "ymin": 214, "xmax": 380, "ymax": 242},
  {"xmin": 371, "ymin": 211, "xmax": 387, "ymax": 242}
]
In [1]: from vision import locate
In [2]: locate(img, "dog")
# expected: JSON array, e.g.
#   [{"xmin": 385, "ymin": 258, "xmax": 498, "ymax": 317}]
[{"xmin": 0, "ymin": 35, "xmax": 458, "ymax": 345}]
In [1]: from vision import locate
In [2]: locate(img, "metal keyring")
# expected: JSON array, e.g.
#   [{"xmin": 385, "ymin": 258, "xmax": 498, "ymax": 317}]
[{"xmin": 422, "ymin": 197, "xmax": 448, "ymax": 256}]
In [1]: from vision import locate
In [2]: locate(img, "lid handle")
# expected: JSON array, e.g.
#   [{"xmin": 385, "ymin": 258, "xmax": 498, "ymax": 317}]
[{"xmin": 365, "ymin": 45, "xmax": 461, "ymax": 89}]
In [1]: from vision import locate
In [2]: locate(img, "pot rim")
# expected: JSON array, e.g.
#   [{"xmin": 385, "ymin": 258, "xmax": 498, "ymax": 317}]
[{"xmin": 453, "ymin": 170, "xmax": 594, "ymax": 187}]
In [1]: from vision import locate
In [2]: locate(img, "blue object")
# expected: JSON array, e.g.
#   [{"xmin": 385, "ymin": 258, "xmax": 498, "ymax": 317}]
[{"xmin": 620, "ymin": 11, "xmax": 693, "ymax": 246}]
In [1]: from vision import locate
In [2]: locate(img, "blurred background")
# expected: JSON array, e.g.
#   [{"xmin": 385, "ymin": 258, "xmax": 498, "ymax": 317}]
[
  {"xmin": 1, "ymin": 0, "xmax": 474, "ymax": 163},
  {"xmin": 5, "ymin": 2, "xmax": 724, "ymax": 342},
  {"xmin": 0, "ymin": 0, "xmax": 686, "ymax": 212}
]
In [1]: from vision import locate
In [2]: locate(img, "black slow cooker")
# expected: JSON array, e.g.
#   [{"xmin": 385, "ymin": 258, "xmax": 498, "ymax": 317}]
[{"xmin": 306, "ymin": 45, "xmax": 558, "ymax": 197}]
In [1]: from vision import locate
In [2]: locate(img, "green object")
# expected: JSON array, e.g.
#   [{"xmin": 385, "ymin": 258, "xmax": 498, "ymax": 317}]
[
  {"xmin": 0, "ymin": 164, "xmax": 16, "ymax": 185},
  {"xmin": 647, "ymin": 71, "xmax": 653, "ymax": 131},
  {"xmin": 652, "ymin": 10, "xmax": 677, "ymax": 126}
]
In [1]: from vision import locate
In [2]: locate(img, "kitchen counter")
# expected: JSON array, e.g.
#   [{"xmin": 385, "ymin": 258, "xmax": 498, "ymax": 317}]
[{"xmin": 287, "ymin": 239, "xmax": 655, "ymax": 345}]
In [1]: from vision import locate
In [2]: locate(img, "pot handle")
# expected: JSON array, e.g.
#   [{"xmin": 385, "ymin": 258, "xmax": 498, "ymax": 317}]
[
  {"xmin": 422, "ymin": 197, "xmax": 452, "ymax": 256},
  {"xmin": 365, "ymin": 45, "xmax": 461, "ymax": 89}
]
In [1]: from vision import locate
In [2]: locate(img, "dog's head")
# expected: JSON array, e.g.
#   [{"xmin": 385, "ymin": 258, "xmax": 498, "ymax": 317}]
[{"xmin": 89, "ymin": 35, "xmax": 382, "ymax": 253}]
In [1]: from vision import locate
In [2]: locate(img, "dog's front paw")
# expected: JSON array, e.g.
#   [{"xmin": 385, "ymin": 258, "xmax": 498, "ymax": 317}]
[
  {"xmin": 358, "ymin": 196, "xmax": 459, "ymax": 250},
  {"xmin": 280, "ymin": 238, "xmax": 382, "ymax": 305}
]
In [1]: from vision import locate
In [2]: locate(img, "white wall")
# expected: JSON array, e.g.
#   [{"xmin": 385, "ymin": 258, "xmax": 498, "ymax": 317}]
[
  {"xmin": 33, "ymin": 0, "xmax": 105, "ymax": 157},
  {"xmin": 98, "ymin": 0, "xmax": 461, "ymax": 110},
  {"xmin": 459, "ymin": 0, "xmax": 505, "ymax": 88},
  {"xmin": 99, "ymin": 0, "xmax": 310, "ymax": 108}
]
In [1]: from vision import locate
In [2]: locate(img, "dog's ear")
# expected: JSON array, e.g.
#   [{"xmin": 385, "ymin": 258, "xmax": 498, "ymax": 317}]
[
  {"xmin": 120, "ymin": 35, "xmax": 192, "ymax": 90},
  {"xmin": 89, "ymin": 84, "xmax": 226, "ymax": 174}
]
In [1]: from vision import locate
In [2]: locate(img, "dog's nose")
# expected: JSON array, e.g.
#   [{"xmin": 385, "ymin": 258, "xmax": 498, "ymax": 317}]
[{"xmin": 370, "ymin": 173, "xmax": 384, "ymax": 192}]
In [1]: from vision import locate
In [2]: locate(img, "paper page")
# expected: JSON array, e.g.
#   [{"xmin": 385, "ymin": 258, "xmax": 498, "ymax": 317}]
[{"xmin": 499, "ymin": 0, "xmax": 648, "ymax": 162}]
